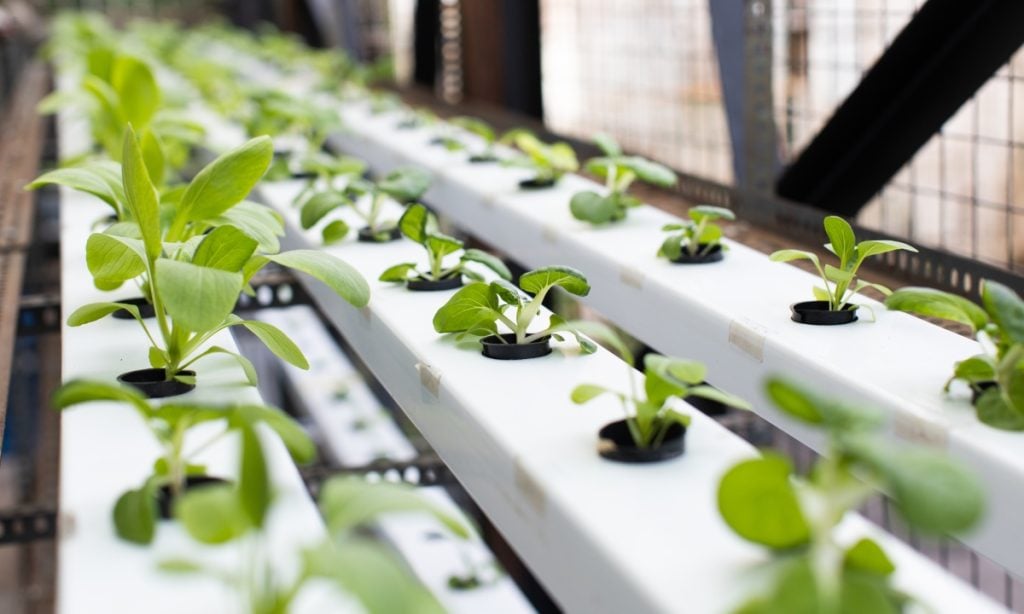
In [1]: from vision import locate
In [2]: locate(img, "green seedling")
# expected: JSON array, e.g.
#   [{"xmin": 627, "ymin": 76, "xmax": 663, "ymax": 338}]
[
  {"xmin": 769, "ymin": 216, "xmax": 917, "ymax": 312},
  {"xmin": 570, "ymin": 322, "xmax": 750, "ymax": 449},
  {"xmin": 433, "ymin": 265, "xmax": 596, "ymax": 351},
  {"xmin": 886, "ymin": 280, "xmax": 1024, "ymax": 430},
  {"xmin": 718, "ymin": 377, "xmax": 984, "ymax": 613},
  {"xmin": 570, "ymin": 133, "xmax": 677, "ymax": 224},
  {"xmin": 658, "ymin": 205, "xmax": 735, "ymax": 260},
  {"xmin": 379, "ymin": 203, "xmax": 511, "ymax": 285},
  {"xmin": 500, "ymin": 129, "xmax": 579, "ymax": 186},
  {"xmin": 52, "ymin": 379, "xmax": 315, "ymax": 545},
  {"xmin": 299, "ymin": 165, "xmax": 432, "ymax": 243},
  {"xmin": 60, "ymin": 128, "xmax": 369, "ymax": 384},
  {"xmin": 450, "ymin": 116, "xmax": 499, "ymax": 162}
]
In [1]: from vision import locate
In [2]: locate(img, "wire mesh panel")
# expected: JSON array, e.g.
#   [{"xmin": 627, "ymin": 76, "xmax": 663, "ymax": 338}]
[{"xmin": 540, "ymin": 0, "xmax": 734, "ymax": 185}]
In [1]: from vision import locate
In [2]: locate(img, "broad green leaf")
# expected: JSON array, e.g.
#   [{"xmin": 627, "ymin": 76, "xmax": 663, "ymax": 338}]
[
  {"xmin": 689, "ymin": 205, "xmax": 735, "ymax": 222},
  {"xmin": 570, "ymin": 191, "xmax": 618, "ymax": 224},
  {"xmin": 179, "ymin": 136, "xmax": 273, "ymax": 222},
  {"xmin": 214, "ymin": 201, "xmax": 283, "ymax": 253},
  {"xmin": 646, "ymin": 354, "xmax": 706, "ymax": 386},
  {"xmin": 398, "ymin": 203, "xmax": 431, "ymax": 244},
  {"xmin": 113, "ymin": 483, "xmax": 157, "ymax": 544},
  {"xmin": 570, "ymin": 384, "xmax": 616, "ymax": 404},
  {"xmin": 239, "ymin": 319, "xmax": 309, "ymax": 369},
  {"xmin": 156, "ymin": 259, "xmax": 242, "ymax": 333},
  {"xmin": 426, "ymin": 232, "xmax": 463, "ymax": 260},
  {"xmin": 450, "ymin": 116, "xmax": 495, "ymax": 143},
  {"xmin": 140, "ymin": 129, "xmax": 165, "ymax": 188},
  {"xmin": 687, "ymin": 385, "xmax": 752, "ymax": 410},
  {"xmin": 26, "ymin": 161, "xmax": 125, "ymax": 211},
  {"xmin": 112, "ymin": 55, "xmax": 160, "ymax": 129},
  {"xmin": 379, "ymin": 263, "xmax": 417, "ymax": 283},
  {"xmin": 67, "ymin": 301, "xmax": 141, "ymax": 327},
  {"xmin": 52, "ymin": 379, "xmax": 149, "ymax": 414},
  {"xmin": 975, "ymin": 387, "xmax": 1024, "ymax": 431},
  {"xmin": 885, "ymin": 287, "xmax": 988, "ymax": 331},
  {"xmin": 844, "ymin": 436, "xmax": 984, "ymax": 534},
  {"xmin": 982, "ymin": 280, "xmax": 1024, "ymax": 344},
  {"xmin": 548, "ymin": 142, "xmax": 579, "ymax": 173},
  {"xmin": 122, "ymin": 127, "xmax": 161, "ymax": 261},
  {"xmin": 267, "ymin": 250, "xmax": 370, "ymax": 308},
  {"xmin": 824, "ymin": 264, "xmax": 855, "ymax": 284},
  {"xmin": 953, "ymin": 356, "xmax": 996, "ymax": 384},
  {"xmin": 593, "ymin": 132, "xmax": 621, "ymax": 156},
  {"xmin": 855, "ymin": 239, "xmax": 917, "ymax": 265},
  {"xmin": 377, "ymin": 167, "xmax": 432, "ymax": 203},
  {"xmin": 844, "ymin": 538, "xmax": 895, "ymax": 576},
  {"xmin": 320, "ymin": 477, "xmax": 469, "ymax": 538},
  {"xmin": 619, "ymin": 156, "xmax": 676, "ymax": 187},
  {"xmin": 85, "ymin": 233, "xmax": 146, "ymax": 283},
  {"xmin": 697, "ymin": 224, "xmax": 723, "ymax": 245},
  {"xmin": 187, "ymin": 346, "xmax": 258, "ymax": 386},
  {"xmin": 175, "ymin": 483, "xmax": 250, "ymax": 544},
  {"xmin": 765, "ymin": 378, "xmax": 883, "ymax": 431},
  {"xmin": 300, "ymin": 190, "xmax": 347, "ymax": 229},
  {"xmin": 658, "ymin": 234, "xmax": 684, "ymax": 260},
  {"xmin": 461, "ymin": 249, "xmax": 511, "ymax": 280},
  {"xmin": 519, "ymin": 266, "xmax": 590, "ymax": 297},
  {"xmin": 322, "ymin": 219, "xmax": 350, "ymax": 244},
  {"xmin": 238, "ymin": 424, "xmax": 270, "ymax": 529},
  {"xmin": 561, "ymin": 320, "xmax": 633, "ymax": 365},
  {"xmin": 823, "ymin": 216, "xmax": 856, "ymax": 266},
  {"xmin": 644, "ymin": 355, "xmax": 696, "ymax": 406},
  {"xmin": 433, "ymin": 282, "xmax": 500, "ymax": 333},
  {"xmin": 717, "ymin": 454, "xmax": 811, "ymax": 549},
  {"xmin": 192, "ymin": 225, "xmax": 258, "ymax": 273},
  {"xmin": 238, "ymin": 404, "xmax": 316, "ymax": 464},
  {"xmin": 489, "ymin": 279, "xmax": 524, "ymax": 305},
  {"xmin": 769, "ymin": 249, "xmax": 819, "ymax": 266}
]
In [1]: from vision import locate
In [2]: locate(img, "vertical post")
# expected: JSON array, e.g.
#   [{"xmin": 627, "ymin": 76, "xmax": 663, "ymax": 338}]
[{"xmin": 742, "ymin": 0, "xmax": 777, "ymax": 196}]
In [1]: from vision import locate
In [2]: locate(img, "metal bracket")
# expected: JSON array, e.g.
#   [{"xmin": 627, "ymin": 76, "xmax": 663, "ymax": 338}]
[
  {"xmin": 0, "ymin": 506, "xmax": 57, "ymax": 545},
  {"xmin": 236, "ymin": 268, "xmax": 314, "ymax": 312},
  {"xmin": 17, "ymin": 293, "xmax": 60, "ymax": 336},
  {"xmin": 300, "ymin": 454, "xmax": 457, "ymax": 496}
]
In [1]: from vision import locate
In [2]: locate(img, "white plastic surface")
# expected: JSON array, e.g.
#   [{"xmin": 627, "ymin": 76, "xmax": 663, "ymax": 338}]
[{"xmin": 258, "ymin": 178, "xmax": 1004, "ymax": 614}]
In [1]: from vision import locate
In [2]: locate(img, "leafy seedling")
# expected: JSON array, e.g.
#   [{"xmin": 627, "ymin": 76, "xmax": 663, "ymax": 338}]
[
  {"xmin": 52, "ymin": 379, "xmax": 315, "ymax": 545},
  {"xmin": 570, "ymin": 322, "xmax": 750, "ymax": 449},
  {"xmin": 886, "ymin": 280, "xmax": 1024, "ymax": 430},
  {"xmin": 500, "ymin": 129, "xmax": 579, "ymax": 187},
  {"xmin": 379, "ymin": 203, "xmax": 511, "ymax": 285},
  {"xmin": 64, "ymin": 128, "xmax": 370, "ymax": 386},
  {"xmin": 658, "ymin": 205, "xmax": 735, "ymax": 260},
  {"xmin": 769, "ymin": 216, "xmax": 917, "ymax": 312},
  {"xmin": 570, "ymin": 133, "xmax": 677, "ymax": 224},
  {"xmin": 433, "ymin": 265, "xmax": 597, "ymax": 351},
  {"xmin": 718, "ymin": 377, "xmax": 984, "ymax": 613},
  {"xmin": 451, "ymin": 116, "xmax": 499, "ymax": 162}
]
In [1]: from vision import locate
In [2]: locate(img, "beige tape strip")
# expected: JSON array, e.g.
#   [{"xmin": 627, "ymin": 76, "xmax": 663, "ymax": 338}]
[
  {"xmin": 513, "ymin": 457, "xmax": 546, "ymax": 516},
  {"xmin": 728, "ymin": 319, "xmax": 766, "ymax": 363},
  {"xmin": 415, "ymin": 362, "xmax": 441, "ymax": 397},
  {"xmin": 619, "ymin": 266, "xmax": 645, "ymax": 290},
  {"xmin": 893, "ymin": 413, "xmax": 949, "ymax": 449},
  {"xmin": 541, "ymin": 225, "xmax": 559, "ymax": 245}
]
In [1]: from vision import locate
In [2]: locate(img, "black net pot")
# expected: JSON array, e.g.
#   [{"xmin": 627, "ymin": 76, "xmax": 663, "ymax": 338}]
[
  {"xmin": 971, "ymin": 380, "xmax": 998, "ymax": 405},
  {"xmin": 790, "ymin": 301, "xmax": 858, "ymax": 325},
  {"xmin": 357, "ymin": 226, "xmax": 402, "ymax": 243},
  {"xmin": 407, "ymin": 274, "xmax": 464, "ymax": 292},
  {"xmin": 597, "ymin": 419, "xmax": 686, "ymax": 463},
  {"xmin": 519, "ymin": 177, "xmax": 557, "ymax": 190},
  {"xmin": 117, "ymin": 368, "xmax": 196, "ymax": 399},
  {"xmin": 157, "ymin": 476, "xmax": 229, "ymax": 520},
  {"xmin": 469, "ymin": 153, "xmax": 499, "ymax": 164},
  {"xmin": 671, "ymin": 244, "xmax": 724, "ymax": 264},
  {"xmin": 112, "ymin": 296, "xmax": 156, "ymax": 320},
  {"xmin": 480, "ymin": 333, "xmax": 551, "ymax": 360}
]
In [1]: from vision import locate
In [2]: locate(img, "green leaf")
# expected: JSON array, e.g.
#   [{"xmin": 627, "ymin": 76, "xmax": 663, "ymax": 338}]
[
  {"xmin": 112, "ymin": 55, "xmax": 160, "ymax": 129},
  {"xmin": 157, "ymin": 559, "xmax": 203, "ymax": 574},
  {"xmin": 214, "ymin": 201, "xmax": 283, "ymax": 253},
  {"xmin": 769, "ymin": 249, "xmax": 819, "ymax": 266},
  {"xmin": 398, "ymin": 203, "xmax": 431, "ymax": 244},
  {"xmin": 953, "ymin": 356, "xmax": 996, "ymax": 384},
  {"xmin": 619, "ymin": 156, "xmax": 677, "ymax": 187},
  {"xmin": 300, "ymin": 190, "xmax": 347, "ymax": 229},
  {"xmin": 26, "ymin": 161, "xmax": 125, "ymax": 212},
  {"xmin": 824, "ymin": 264, "xmax": 855, "ymax": 284},
  {"xmin": 689, "ymin": 205, "xmax": 735, "ymax": 222},
  {"xmin": 239, "ymin": 404, "xmax": 316, "ymax": 464},
  {"xmin": 67, "ymin": 301, "xmax": 141, "ymax": 327},
  {"xmin": 85, "ymin": 233, "xmax": 146, "ymax": 283},
  {"xmin": 461, "ymin": 249, "xmax": 511, "ymax": 280},
  {"xmin": 450, "ymin": 116, "xmax": 495, "ymax": 143},
  {"xmin": 885, "ymin": 287, "xmax": 989, "ymax": 331},
  {"xmin": 432, "ymin": 282, "xmax": 501, "ymax": 333},
  {"xmin": 489, "ymin": 279, "xmax": 524, "ymax": 305},
  {"xmin": 844, "ymin": 436, "xmax": 984, "ymax": 534},
  {"xmin": 377, "ymin": 167, "xmax": 432, "ymax": 203},
  {"xmin": 823, "ymin": 215, "xmax": 856, "ymax": 266},
  {"xmin": 519, "ymin": 266, "xmax": 590, "ymax": 297},
  {"xmin": 592, "ymin": 132, "xmax": 621, "ymax": 156},
  {"xmin": 113, "ymin": 483, "xmax": 157, "ymax": 544},
  {"xmin": 192, "ymin": 225, "xmax": 258, "ymax": 272},
  {"xmin": 267, "ymin": 250, "xmax": 370, "ymax": 308},
  {"xmin": 188, "ymin": 346, "xmax": 258, "ymax": 386},
  {"xmin": 322, "ymin": 219, "xmax": 350, "ymax": 244},
  {"xmin": 854, "ymin": 239, "xmax": 917, "ymax": 265},
  {"xmin": 175, "ymin": 483, "xmax": 251, "ymax": 544},
  {"xmin": 379, "ymin": 263, "xmax": 417, "ymax": 283},
  {"xmin": 122, "ymin": 127, "xmax": 162, "ymax": 261},
  {"xmin": 765, "ymin": 378, "xmax": 883, "ymax": 431},
  {"xmin": 844, "ymin": 538, "xmax": 895, "ymax": 576},
  {"xmin": 975, "ymin": 386, "xmax": 1024, "ymax": 431},
  {"xmin": 717, "ymin": 454, "xmax": 811, "ymax": 550},
  {"xmin": 982, "ymin": 280, "xmax": 1024, "ymax": 344},
  {"xmin": 140, "ymin": 129, "xmax": 165, "ymax": 188},
  {"xmin": 570, "ymin": 191, "xmax": 619, "ymax": 225},
  {"xmin": 687, "ymin": 385, "xmax": 752, "ymax": 410},
  {"xmin": 179, "ymin": 136, "xmax": 273, "ymax": 222},
  {"xmin": 156, "ymin": 259, "xmax": 242, "ymax": 333},
  {"xmin": 52, "ymin": 379, "xmax": 150, "ymax": 414},
  {"xmin": 320, "ymin": 477, "xmax": 469, "ymax": 538},
  {"xmin": 238, "ymin": 424, "xmax": 270, "ymax": 529},
  {"xmin": 560, "ymin": 320, "xmax": 633, "ymax": 365},
  {"xmin": 238, "ymin": 319, "xmax": 310, "ymax": 369},
  {"xmin": 644, "ymin": 355, "xmax": 700, "ymax": 407},
  {"xmin": 570, "ymin": 384, "xmax": 616, "ymax": 404},
  {"xmin": 426, "ymin": 232, "xmax": 463, "ymax": 260}
]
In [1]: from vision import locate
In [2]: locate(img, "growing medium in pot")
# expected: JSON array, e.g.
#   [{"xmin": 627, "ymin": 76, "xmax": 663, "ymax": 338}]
[{"xmin": 658, "ymin": 205, "xmax": 734, "ymax": 264}]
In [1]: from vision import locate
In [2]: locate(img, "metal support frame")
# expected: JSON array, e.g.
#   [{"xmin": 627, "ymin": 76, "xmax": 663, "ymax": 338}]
[
  {"xmin": 299, "ymin": 454, "xmax": 457, "ymax": 496},
  {"xmin": 0, "ymin": 507, "xmax": 57, "ymax": 545}
]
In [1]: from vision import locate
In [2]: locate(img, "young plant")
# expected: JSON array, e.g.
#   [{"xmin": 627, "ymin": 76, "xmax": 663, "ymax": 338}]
[
  {"xmin": 571, "ymin": 326, "xmax": 750, "ymax": 449},
  {"xmin": 379, "ymin": 203, "xmax": 511, "ymax": 285},
  {"xmin": 718, "ymin": 377, "xmax": 984, "ymax": 613},
  {"xmin": 570, "ymin": 133, "xmax": 677, "ymax": 224},
  {"xmin": 885, "ymin": 280, "xmax": 1024, "ymax": 430},
  {"xmin": 52, "ymin": 379, "xmax": 315, "ymax": 545},
  {"xmin": 287, "ymin": 151, "xmax": 367, "ymax": 211},
  {"xmin": 162, "ymin": 459, "xmax": 469, "ymax": 614},
  {"xmin": 769, "ymin": 216, "xmax": 917, "ymax": 312},
  {"xmin": 433, "ymin": 265, "xmax": 596, "ymax": 351},
  {"xmin": 64, "ymin": 128, "xmax": 370, "ymax": 386},
  {"xmin": 658, "ymin": 205, "xmax": 735, "ymax": 260},
  {"xmin": 500, "ymin": 129, "xmax": 579, "ymax": 187},
  {"xmin": 299, "ymin": 165, "xmax": 432, "ymax": 243},
  {"xmin": 450, "ymin": 116, "xmax": 499, "ymax": 162}
]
